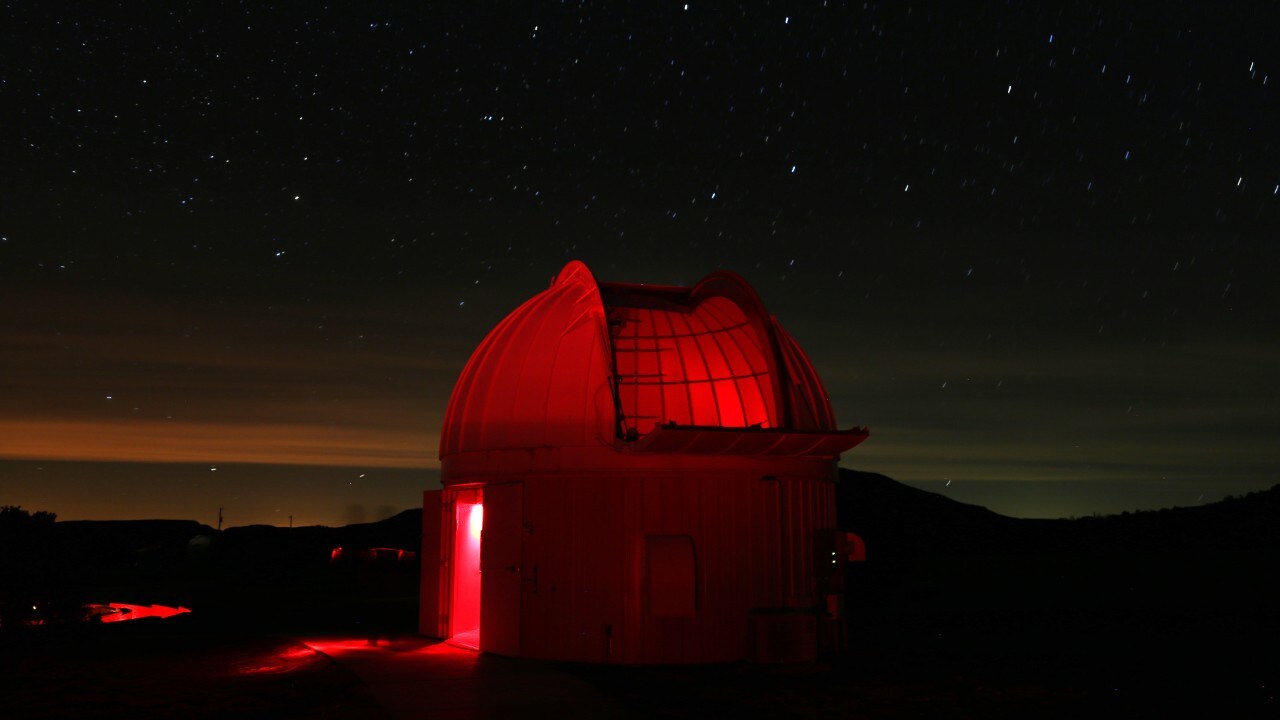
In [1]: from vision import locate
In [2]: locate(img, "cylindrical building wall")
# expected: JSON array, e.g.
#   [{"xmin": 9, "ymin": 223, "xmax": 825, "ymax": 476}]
[{"xmin": 442, "ymin": 454, "xmax": 836, "ymax": 664}]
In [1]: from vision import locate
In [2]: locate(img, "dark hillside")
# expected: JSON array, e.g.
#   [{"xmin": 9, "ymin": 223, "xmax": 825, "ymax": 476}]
[
  {"xmin": 837, "ymin": 467, "xmax": 1280, "ymax": 562},
  {"xmin": 835, "ymin": 469, "xmax": 1279, "ymax": 714},
  {"xmin": 198, "ymin": 510, "xmax": 424, "ymax": 631},
  {"xmin": 836, "ymin": 469, "xmax": 1024, "ymax": 561}
]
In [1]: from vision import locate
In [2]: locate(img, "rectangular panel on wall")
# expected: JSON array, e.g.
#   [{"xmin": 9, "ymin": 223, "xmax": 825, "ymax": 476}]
[
  {"xmin": 646, "ymin": 534, "xmax": 697, "ymax": 617},
  {"xmin": 481, "ymin": 482, "xmax": 524, "ymax": 656},
  {"xmin": 419, "ymin": 489, "xmax": 444, "ymax": 637},
  {"xmin": 519, "ymin": 475, "xmax": 630, "ymax": 662}
]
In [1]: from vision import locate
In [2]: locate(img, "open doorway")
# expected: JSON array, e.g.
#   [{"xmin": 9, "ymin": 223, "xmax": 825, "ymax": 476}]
[{"xmin": 449, "ymin": 490, "xmax": 483, "ymax": 649}]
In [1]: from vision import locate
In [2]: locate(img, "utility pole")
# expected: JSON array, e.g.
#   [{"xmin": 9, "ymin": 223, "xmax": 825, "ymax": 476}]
[
  {"xmin": 288, "ymin": 514, "xmax": 293, "ymax": 529},
  {"xmin": 217, "ymin": 506, "xmax": 223, "ymax": 532}
]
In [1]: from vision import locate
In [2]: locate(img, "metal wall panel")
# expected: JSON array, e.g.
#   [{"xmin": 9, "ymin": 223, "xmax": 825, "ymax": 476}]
[{"xmin": 505, "ymin": 468, "xmax": 820, "ymax": 663}]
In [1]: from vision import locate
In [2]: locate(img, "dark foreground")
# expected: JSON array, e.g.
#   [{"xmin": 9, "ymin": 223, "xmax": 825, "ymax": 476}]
[
  {"xmin": 1, "ymin": 619, "xmax": 380, "ymax": 719},
  {"xmin": 4, "ymin": 600, "xmax": 1274, "ymax": 720},
  {"xmin": 583, "ymin": 604, "xmax": 1277, "ymax": 719},
  {"xmin": 3, "ymin": 475, "xmax": 1276, "ymax": 717}
]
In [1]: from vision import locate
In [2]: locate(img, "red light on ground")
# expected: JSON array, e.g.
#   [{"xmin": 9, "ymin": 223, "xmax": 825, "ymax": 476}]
[
  {"xmin": 232, "ymin": 644, "xmax": 324, "ymax": 676},
  {"xmin": 90, "ymin": 603, "xmax": 191, "ymax": 623},
  {"xmin": 301, "ymin": 638, "xmax": 386, "ymax": 655},
  {"xmin": 302, "ymin": 637, "xmax": 478, "ymax": 662}
]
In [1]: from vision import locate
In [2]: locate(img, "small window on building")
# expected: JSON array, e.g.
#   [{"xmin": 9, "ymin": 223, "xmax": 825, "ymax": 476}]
[{"xmin": 646, "ymin": 534, "xmax": 696, "ymax": 617}]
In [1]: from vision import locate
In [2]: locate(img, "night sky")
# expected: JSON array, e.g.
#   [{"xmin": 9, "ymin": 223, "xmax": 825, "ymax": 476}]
[{"xmin": 3, "ymin": 2, "xmax": 1277, "ymax": 526}]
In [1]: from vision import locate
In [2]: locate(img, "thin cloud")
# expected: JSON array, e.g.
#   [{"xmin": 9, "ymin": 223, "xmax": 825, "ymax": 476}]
[{"xmin": 0, "ymin": 419, "xmax": 438, "ymax": 468}]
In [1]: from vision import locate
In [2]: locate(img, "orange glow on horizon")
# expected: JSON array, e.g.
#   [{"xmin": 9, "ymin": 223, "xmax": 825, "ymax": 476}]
[{"xmin": 0, "ymin": 419, "xmax": 440, "ymax": 468}]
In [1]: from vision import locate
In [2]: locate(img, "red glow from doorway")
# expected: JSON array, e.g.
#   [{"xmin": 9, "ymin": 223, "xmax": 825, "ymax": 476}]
[
  {"xmin": 451, "ymin": 497, "xmax": 483, "ymax": 647},
  {"xmin": 302, "ymin": 637, "xmax": 478, "ymax": 661},
  {"xmin": 232, "ymin": 645, "xmax": 324, "ymax": 675}
]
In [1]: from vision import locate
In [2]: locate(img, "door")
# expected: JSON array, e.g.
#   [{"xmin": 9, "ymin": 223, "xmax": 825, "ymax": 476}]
[
  {"xmin": 419, "ymin": 489, "xmax": 444, "ymax": 637},
  {"xmin": 480, "ymin": 482, "xmax": 523, "ymax": 656},
  {"xmin": 448, "ymin": 491, "xmax": 483, "ymax": 647}
]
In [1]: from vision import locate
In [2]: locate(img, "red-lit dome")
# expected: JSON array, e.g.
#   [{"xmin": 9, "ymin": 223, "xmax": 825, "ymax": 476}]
[
  {"xmin": 440, "ymin": 261, "xmax": 863, "ymax": 459},
  {"xmin": 425, "ymin": 261, "xmax": 869, "ymax": 664}
]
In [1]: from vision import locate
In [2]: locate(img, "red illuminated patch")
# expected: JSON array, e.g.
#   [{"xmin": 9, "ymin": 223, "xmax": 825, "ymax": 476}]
[
  {"xmin": 450, "ymin": 497, "xmax": 483, "ymax": 647},
  {"xmin": 87, "ymin": 603, "xmax": 191, "ymax": 623}
]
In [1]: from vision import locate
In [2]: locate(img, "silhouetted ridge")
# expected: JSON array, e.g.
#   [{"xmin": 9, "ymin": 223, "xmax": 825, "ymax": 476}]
[
  {"xmin": 836, "ymin": 470, "xmax": 1280, "ymax": 564},
  {"xmin": 46, "ymin": 519, "xmax": 217, "ymax": 578},
  {"xmin": 1069, "ymin": 483, "xmax": 1280, "ymax": 552},
  {"xmin": 222, "ymin": 508, "xmax": 422, "ymax": 550},
  {"xmin": 836, "ymin": 469, "xmax": 1019, "ymax": 561}
]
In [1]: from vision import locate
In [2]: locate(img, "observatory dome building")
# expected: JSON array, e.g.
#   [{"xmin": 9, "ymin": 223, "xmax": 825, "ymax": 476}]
[{"xmin": 421, "ymin": 261, "xmax": 867, "ymax": 663}]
